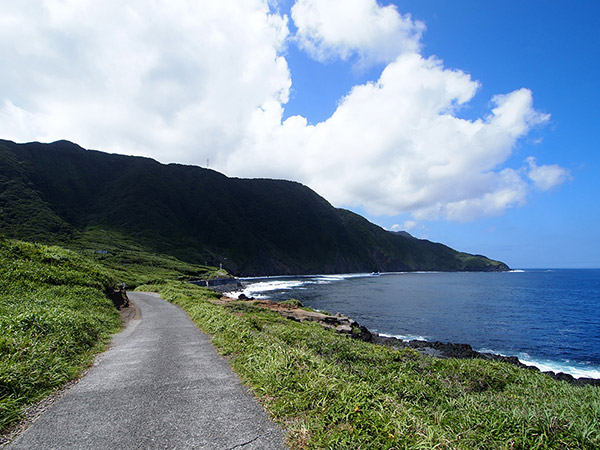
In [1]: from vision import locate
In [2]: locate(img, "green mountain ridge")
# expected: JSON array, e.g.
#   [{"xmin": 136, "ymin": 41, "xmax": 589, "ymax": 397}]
[{"xmin": 0, "ymin": 139, "xmax": 509, "ymax": 275}]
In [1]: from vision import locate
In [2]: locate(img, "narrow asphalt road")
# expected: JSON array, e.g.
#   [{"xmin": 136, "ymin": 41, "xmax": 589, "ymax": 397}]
[{"xmin": 9, "ymin": 292, "xmax": 287, "ymax": 449}]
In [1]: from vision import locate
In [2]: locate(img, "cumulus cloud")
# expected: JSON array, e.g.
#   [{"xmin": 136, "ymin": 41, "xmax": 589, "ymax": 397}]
[
  {"xmin": 291, "ymin": 0, "xmax": 424, "ymax": 65},
  {"xmin": 525, "ymin": 157, "xmax": 571, "ymax": 191},
  {"xmin": 0, "ymin": 0, "xmax": 568, "ymax": 223},
  {"xmin": 226, "ymin": 53, "xmax": 551, "ymax": 221},
  {"xmin": 391, "ymin": 221, "xmax": 416, "ymax": 232},
  {"xmin": 0, "ymin": 0, "xmax": 290, "ymax": 163}
]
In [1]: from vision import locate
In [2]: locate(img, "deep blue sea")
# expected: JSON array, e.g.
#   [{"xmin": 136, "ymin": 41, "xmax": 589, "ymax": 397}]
[{"xmin": 228, "ymin": 270, "xmax": 600, "ymax": 378}]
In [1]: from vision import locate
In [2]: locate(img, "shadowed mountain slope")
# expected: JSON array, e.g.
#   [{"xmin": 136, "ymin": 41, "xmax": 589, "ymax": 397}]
[{"xmin": 0, "ymin": 139, "xmax": 508, "ymax": 275}]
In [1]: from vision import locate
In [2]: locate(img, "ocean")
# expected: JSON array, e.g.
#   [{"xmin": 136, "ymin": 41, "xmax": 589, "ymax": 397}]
[{"xmin": 228, "ymin": 269, "xmax": 600, "ymax": 379}]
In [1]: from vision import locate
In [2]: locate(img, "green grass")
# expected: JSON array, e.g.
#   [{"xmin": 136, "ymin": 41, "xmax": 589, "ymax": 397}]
[
  {"xmin": 144, "ymin": 280, "xmax": 600, "ymax": 450},
  {"xmin": 0, "ymin": 239, "xmax": 121, "ymax": 430},
  {"xmin": 64, "ymin": 226, "xmax": 228, "ymax": 288},
  {"xmin": 279, "ymin": 299, "xmax": 304, "ymax": 308},
  {"xmin": 0, "ymin": 230, "xmax": 225, "ymax": 434}
]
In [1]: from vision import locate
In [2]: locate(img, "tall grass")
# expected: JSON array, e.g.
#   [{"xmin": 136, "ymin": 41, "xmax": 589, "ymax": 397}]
[
  {"xmin": 146, "ymin": 281, "xmax": 600, "ymax": 450},
  {"xmin": 0, "ymin": 239, "xmax": 121, "ymax": 430}
]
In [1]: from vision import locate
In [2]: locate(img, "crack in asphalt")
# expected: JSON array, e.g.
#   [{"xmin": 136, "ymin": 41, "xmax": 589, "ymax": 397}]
[{"xmin": 227, "ymin": 435, "xmax": 261, "ymax": 449}]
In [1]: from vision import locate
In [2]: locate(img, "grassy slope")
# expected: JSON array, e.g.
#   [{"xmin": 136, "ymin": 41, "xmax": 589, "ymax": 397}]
[
  {"xmin": 65, "ymin": 227, "xmax": 228, "ymax": 287},
  {"xmin": 0, "ymin": 235, "xmax": 225, "ymax": 433},
  {"xmin": 141, "ymin": 281, "xmax": 600, "ymax": 450},
  {"xmin": 0, "ymin": 239, "xmax": 122, "ymax": 429}
]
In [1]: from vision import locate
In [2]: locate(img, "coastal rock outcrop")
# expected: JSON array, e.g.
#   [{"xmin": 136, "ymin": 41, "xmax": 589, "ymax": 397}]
[{"xmin": 278, "ymin": 309, "xmax": 373, "ymax": 340}]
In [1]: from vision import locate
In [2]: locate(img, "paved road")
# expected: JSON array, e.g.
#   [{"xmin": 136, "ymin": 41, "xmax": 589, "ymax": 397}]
[{"xmin": 9, "ymin": 292, "xmax": 287, "ymax": 449}]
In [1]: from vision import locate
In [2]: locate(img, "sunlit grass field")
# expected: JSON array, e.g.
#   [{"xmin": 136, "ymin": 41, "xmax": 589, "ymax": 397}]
[{"xmin": 0, "ymin": 239, "xmax": 121, "ymax": 429}]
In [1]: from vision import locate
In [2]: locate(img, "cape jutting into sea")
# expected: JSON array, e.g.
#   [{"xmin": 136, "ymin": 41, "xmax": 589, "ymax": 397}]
[{"xmin": 228, "ymin": 269, "xmax": 600, "ymax": 379}]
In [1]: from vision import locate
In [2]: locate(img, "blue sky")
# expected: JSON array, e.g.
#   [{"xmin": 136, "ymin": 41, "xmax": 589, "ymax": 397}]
[
  {"xmin": 397, "ymin": 1, "xmax": 600, "ymax": 268},
  {"xmin": 282, "ymin": 1, "xmax": 600, "ymax": 268},
  {"xmin": 1, "ymin": 1, "xmax": 598, "ymax": 268}
]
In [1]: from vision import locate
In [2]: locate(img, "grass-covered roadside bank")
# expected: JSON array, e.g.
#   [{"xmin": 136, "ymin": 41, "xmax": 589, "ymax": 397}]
[
  {"xmin": 0, "ymin": 239, "xmax": 121, "ymax": 431},
  {"xmin": 141, "ymin": 281, "xmax": 600, "ymax": 450}
]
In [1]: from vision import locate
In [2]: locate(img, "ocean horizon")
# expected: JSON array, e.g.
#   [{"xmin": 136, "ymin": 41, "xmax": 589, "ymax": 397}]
[{"xmin": 228, "ymin": 269, "xmax": 600, "ymax": 379}]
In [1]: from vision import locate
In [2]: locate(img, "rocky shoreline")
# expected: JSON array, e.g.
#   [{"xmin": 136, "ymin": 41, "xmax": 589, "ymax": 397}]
[
  {"xmin": 371, "ymin": 335, "xmax": 600, "ymax": 387},
  {"xmin": 218, "ymin": 292, "xmax": 600, "ymax": 387}
]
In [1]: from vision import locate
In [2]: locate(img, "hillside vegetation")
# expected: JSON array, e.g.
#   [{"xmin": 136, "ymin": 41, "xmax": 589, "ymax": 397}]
[
  {"xmin": 0, "ymin": 239, "xmax": 121, "ymax": 429},
  {"xmin": 65, "ymin": 227, "xmax": 229, "ymax": 288},
  {"xmin": 0, "ymin": 139, "xmax": 508, "ymax": 276}
]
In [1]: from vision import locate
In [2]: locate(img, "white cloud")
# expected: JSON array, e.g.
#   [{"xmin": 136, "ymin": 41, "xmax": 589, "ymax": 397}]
[
  {"xmin": 291, "ymin": 0, "xmax": 424, "ymax": 65},
  {"xmin": 391, "ymin": 221, "xmax": 416, "ymax": 232},
  {"xmin": 525, "ymin": 157, "xmax": 571, "ymax": 191},
  {"xmin": 226, "ymin": 52, "xmax": 553, "ymax": 221},
  {"xmin": 0, "ymin": 0, "xmax": 568, "ymax": 224},
  {"xmin": 0, "ymin": 0, "xmax": 291, "ymax": 163}
]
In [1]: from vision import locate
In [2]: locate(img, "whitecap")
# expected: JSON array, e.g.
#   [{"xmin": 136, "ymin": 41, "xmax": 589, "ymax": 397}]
[
  {"xmin": 516, "ymin": 356, "xmax": 600, "ymax": 379},
  {"xmin": 243, "ymin": 279, "xmax": 306, "ymax": 295},
  {"xmin": 477, "ymin": 348, "xmax": 600, "ymax": 379},
  {"xmin": 377, "ymin": 332, "xmax": 429, "ymax": 342},
  {"xmin": 240, "ymin": 272, "xmax": 372, "ymax": 297}
]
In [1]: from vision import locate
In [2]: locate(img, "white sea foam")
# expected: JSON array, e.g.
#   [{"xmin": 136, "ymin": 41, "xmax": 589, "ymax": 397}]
[
  {"xmin": 222, "ymin": 289, "xmax": 270, "ymax": 299},
  {"xmin": 378, "ymin": 332, "xmax": 429, "ymax": 342},
  {"xmin": 241, "ymin": 280, "xmax": 307, "ymax": 298},
  {"xmin": 477, "ymin": 349, "xmax": 600, "ymax": 379},
  {"xmin": 222, "ymin": 290, "xmax": 243, "ymax": 299},
  {"xmin": 234, "ymin": 273, "xmax": 372, "ymax": 298},
  {"xmin": 516, "ymin": 356, "xmax": 600, "ymax": 379},
  {"xmin": 508, "ymin": 269, "xmax": 526, "ymax": 273},
  {"xmin": 249, "ymin": 280, "xmax": 305, "ymax": 291},
  {"xmin": 222, "ymin": 278, "xmax": 307, "ymax": 299},
  {"xmin": 316, "ymin": 273, "xmax": 372, "ymax": 281}
]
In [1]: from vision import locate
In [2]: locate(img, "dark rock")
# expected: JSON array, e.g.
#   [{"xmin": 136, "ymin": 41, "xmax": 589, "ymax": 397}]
[
  {"xmin": 552, "ymin": 372, "xmax": 575, "ymax": 383},
  {"xmin": 574, "ymin": 377, "xmax": 600, "ymax": 387},
  {"xmin": 351, "ymin": 325, "xmax": 373, "ymax": 342},
  {"xmin": 107, "ymin": 289, "xmax": 129, "ymax": 310},
  {"xmin": 278, "ymin": 309, "xmax": 358, "ymax": 334}
]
